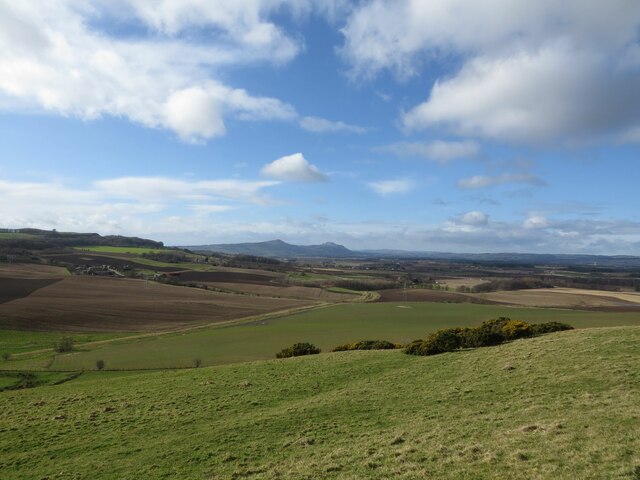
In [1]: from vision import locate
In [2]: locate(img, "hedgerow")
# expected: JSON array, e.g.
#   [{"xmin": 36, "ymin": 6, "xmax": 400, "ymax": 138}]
[
  {"xmin": 276, "ymin": 342, "xmax": 321, "ymax": 359},
  {"xmin": 405, "ymin": 318, "xmax": 573, "ymax": 356},
  {"xmin": 331, "ymin": 340, "xmax": 398, "ymax": 352}
]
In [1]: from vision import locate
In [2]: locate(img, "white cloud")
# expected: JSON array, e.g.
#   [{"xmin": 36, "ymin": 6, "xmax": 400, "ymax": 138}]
[
  {"xmin": 457, "ymin": 173, "xmax": 544, "ymax": 189},
  {"xmin": 94, "ymin": 177, "xmax": 278, "ymax": 204},
  {"xmin": 164, "ymin": 87, "xmax": 226, "ymax": 142},
  {"xmin": 261, "ymin": 153, "xmax": 328, "ymax": 182},
  {"xmin": 342, "ymin": 0, "xmax": 640, "ymax": 144},
  {"xmin": 524, "ymin": 214, "xmax": 550, "ymax": 229},
  {"xmin": 459, "ymin": 211, "xmax": 489, "ymax": 226},
  {"xmin": 0, "ymin": 1, "xmax": 348, "ymax": 142},
  {"xmin": 368, "ymin": 179, "xmax": 414, "ymax": 196},
  {"xmin": 380, "ymin": 140, "xmax": 478, "ymax": 162},
  {"xmin": 299, "ymin": 116, "xmax": 366, "ymax": 134}
]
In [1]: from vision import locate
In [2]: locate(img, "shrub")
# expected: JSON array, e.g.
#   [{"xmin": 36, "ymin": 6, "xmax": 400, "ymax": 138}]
[
  {"xmin": 193, "ymin": 358, "xmax": 202, "ymax": 368},
  {"xmin": 54, "ymin": 337, "xmax": 74, "ymax": 353},
  {"xmin": 405, "ymin": 329, "xmax": 466, "ymax": 356},
  {"xmin": 501, "ymin": 319, "xmax": 534, "ymax": 340},
  {"xmin": 276, "ymin": 342, "xmax": 321, "ymax": 359},
  {"xmin": 331, "ymin": 340, "xmax": 397, "ymax": 352},
  {"xmin": 1, "ymin": 352, "xmax": 10, "ymax": 361},
  {"xmin": 404, "ymin": 317, "xmax": 575, "ymax": 357},
  {"xmin": 530, "ymin": 322, "xmax": 574, "ymax": 335},
  {"xmin": 95, "ymin": 359, "xmax": 105, "ymax": 370}
]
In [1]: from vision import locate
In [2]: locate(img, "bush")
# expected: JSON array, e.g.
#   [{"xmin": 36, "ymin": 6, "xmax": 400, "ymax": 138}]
[
  {"xmin": 95, "ymin": 359, "xmax": 105, "ymax": 370},
  {"xmin": 1, "ymin": 352, "xmax": 10, "ymax": 361},
  {"xmin": 193, "ymin": 358, "xmax": 202, "ymax": 368},
  {"xmin": 331, "ymin": 340, "xmax": 397, "ymax": 352},
  {"xmin": 276, "ymin": 342, "xmax": 321, "ymax": 359},
  {"xmin": 501, "ymin": 319, "xmax": 534, "ymax": 340},
  {"xmin": 405, "ymin": 318, "xmax": 575, "ymax": 356},
  {"xmin": 54, "ymin": 337, "xmax": 74, "ymax": 353},
  {"xmin": 530, "ymin": 322, "xmax": 574, "ymax": 335}
]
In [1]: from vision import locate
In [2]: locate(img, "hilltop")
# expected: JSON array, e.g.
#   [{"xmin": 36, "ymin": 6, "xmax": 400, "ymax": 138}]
[
  {"xmin": 1, "ymin": 326, "xmax": 638, "ymax": 478},
  {"xmin": 185, "ymin": 239, "xmax": 354, "ymax": 258}
]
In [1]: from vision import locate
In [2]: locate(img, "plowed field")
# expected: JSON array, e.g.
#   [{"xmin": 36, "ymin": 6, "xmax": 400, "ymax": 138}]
[{"xmin": 0, "ymin": 276, "xmax": 309, "ymax": 332}]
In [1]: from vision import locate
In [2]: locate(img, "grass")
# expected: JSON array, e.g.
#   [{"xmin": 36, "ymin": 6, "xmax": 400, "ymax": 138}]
[
  {"xmin": 20, "ymin": 301, "xmax": 640, "ymax": 370},
  {"xmin": 74, "ymin": 246, "xmax": 168, "ymax": 254},
  {"xmin": 0, "ymin": 330, "xmax": 134, "ymax": 357},
  {"xmin": 0, "ymin": 326, "xmax": 638, "ymax": 478},
  {"xmin": 0, "ymin": 233, "xmax": 38, "ymax": 240}
]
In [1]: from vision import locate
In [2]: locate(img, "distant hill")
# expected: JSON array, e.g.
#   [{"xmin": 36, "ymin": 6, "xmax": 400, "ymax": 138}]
[
  {"xmin": 184, "ymin": 239, "xmax": 355, "ymax": 258},
  {"xmin": 184, "ymin": 238, "xmax": 640, "ymax": 267},
  {"xmin": 0, "ymin": 228, "xmax": 164, "ymax": 251}
]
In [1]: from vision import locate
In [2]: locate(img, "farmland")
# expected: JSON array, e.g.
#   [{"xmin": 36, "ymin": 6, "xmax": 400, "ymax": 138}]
[
  {"xmin": 0, "ymin": 275, "xmax": 312, "ymax": 332},
  {"xmin": 4, "ymin": 301, "xmax": 639, "ymax": 371},
  {"xmin": 1, "ymin": 326, "xmax": 638, "ymax": 479}
]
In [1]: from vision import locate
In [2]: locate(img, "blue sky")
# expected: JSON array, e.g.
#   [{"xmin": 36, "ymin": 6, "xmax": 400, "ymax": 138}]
[{"xmin": 1, "ymin": 1, "xmax": 640, "ymax": 254}]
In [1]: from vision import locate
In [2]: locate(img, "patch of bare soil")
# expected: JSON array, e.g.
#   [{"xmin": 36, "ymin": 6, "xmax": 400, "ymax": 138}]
[{"xmin": 0, "ymin": 276, "xmax": 310, "ymax": 332}]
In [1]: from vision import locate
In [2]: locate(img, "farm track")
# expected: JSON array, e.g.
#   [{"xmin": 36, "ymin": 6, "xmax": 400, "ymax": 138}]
[{"xmin": 7, "ymin": 301, "xmax": 338, "ymax": 361}]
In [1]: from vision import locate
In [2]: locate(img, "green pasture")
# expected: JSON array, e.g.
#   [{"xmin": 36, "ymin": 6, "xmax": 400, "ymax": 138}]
[
  {"xmin": 0, "ymin": 232, "xmax": 38, "ymax": 240},
  {"xmin": 1, "ymin": 327, "xmax": 638, "ymax": 478},
  {"xmin": 0, "ymin": 330, "xmax": 134, "ymax": 358},
  {"xmin": 35, "ymin": 302, "xmax": 640, "ymax": 370},
  {"xmin": 74, "ymin": 246, "xmax": 168, "ymax": 254}
]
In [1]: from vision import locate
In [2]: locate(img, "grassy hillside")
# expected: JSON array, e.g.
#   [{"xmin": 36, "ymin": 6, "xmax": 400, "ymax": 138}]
[
  {"xmin": 1, "ymin": 327, "xmax": 638, "ymax": 479},
  {"xmin": 19, "ymin": 302, "xmax": 640, "ymax": 370}
]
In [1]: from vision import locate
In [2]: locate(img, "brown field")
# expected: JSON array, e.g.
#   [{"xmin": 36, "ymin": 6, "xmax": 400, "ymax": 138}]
[
  {"xmin": 0, "ymin": 276, "xmax": 310, "ymax": 332},
  {"xmin": 209, "ymin": 282, "xmax": 357, "ymax": 301},
  {"xmin": 176, "ymin": 270, "xmax": 280, "ymax": 285},
  {"xmin": 475, "ymin": 288, "xmax": 640, "ymax": 310},
  {"xmin": 0, "ymin": 263, "xmax": 69, "ymax": 278},
  {"xmin": 0, "ymin": 278, "xmax": 62, "ymax": 304},
  {"xmin": 377, "ymin": 288, "xmax": 497, "ymax": 304},
  {"xmin": 437, "ymin": 277, "xmax": 489, "ymax": 289}
]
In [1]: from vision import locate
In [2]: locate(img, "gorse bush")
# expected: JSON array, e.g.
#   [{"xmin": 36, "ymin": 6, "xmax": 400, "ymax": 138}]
[
  {"xmin": 332, "ymin": 340, "xmax": 397, "ymax": 352},
  {"xmin": 276, "ymin": 342, "xmax": 321, "ymax": 359},
  {"xmin": 405, "ymin": 318, "xmax": 573, "ymax": 356}
]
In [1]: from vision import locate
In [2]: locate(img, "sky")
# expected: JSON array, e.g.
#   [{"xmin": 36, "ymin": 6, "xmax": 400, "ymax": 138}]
[{"xmin": 1, "ymin": 0, "xmax": 640, "ymax": 254}]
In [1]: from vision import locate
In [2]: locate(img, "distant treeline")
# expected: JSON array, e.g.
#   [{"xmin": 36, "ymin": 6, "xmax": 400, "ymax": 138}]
[
  {"xmin": 0, "ymin": 228, "xmax": 163, "ymax": 250},
  {"xmin": 460, "ymin": 275, "xmax": 640, "ymax": 293}
]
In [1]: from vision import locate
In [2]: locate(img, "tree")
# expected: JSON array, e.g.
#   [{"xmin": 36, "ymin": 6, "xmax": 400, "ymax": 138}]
[
  {"xmin": 54, "ymin": 337, "xmax": 74, "ymax": 353},
  {"xmin": 193, "ymin": 358, "xmax": 202, "ymax": 368},
  {"xmin": 1, "ymin": 352, "xmax": 10, "ymax": 361},
  {"xmin": 96, "ymin": 359, "xmax": 105, "ymax": 370}
]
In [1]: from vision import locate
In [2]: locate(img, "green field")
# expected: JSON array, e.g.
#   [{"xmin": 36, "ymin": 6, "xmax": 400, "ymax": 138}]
[
  {"xmin": 74, "ymin": 246, "xmax": 169, "ymax": 254},
  {"xmin": 12, "ymin": 302, "xmax": 640, "ymax": 371},
  {"xmin": 0, "ymin": 330, "xmax": 131, "ymax": 358},
  {"xmin": 1, "ymin": 327, "xmax": 638, "ymax": 479},
  {"xmin": 0, "ymin": 232, "xmax": 38, "ymax": 240}
]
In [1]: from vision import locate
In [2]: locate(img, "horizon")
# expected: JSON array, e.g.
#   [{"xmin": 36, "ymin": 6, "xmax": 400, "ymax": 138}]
[{"xmin": 2, "ymin": 2, "xmax": 640, "ymax": 255}]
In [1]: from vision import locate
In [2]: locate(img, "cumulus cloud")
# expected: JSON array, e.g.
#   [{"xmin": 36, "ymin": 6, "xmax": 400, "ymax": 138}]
[
  {"xmin": 524, "ymin": 214, "xmax": 550, "ymax": 229},
  {"xmin": 379, "ymin": 140, "xmax": 478, "ymax": 162},
  {"xmin": 299, "ymin": 116, "xmax": 366, "ymax": 134},
  {"xmin": 0, "ymin": 1, "xmax": 353, "ymax": 142},
  {"xmin": 457, "ymin": 173, "xmax": 544, "ymax": 189},
  {"xmin": 261, "ymin": 153, "xmax": 328, "ymax": 182},
  {"xmin": 368, "ymin": 179, "xmax": 414, "ymax": 196},
  {"xmin": 459, "ymin": 211, "xmax": 489, "ymax": 226},
  {"xmin": 341, "ymin": 0, "xmax": 640, "ymax": 144},
  {"xmin": 0, "ymin": 175, "xmax": 279, "ymax": 235}
]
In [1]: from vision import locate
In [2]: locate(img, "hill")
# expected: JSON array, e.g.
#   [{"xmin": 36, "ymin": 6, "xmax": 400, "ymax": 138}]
[
  {"xmin": 1, "ymin": 326, "xmax": 638, "ymax": 478},
  {"xmin": 0, "ymin": 228, "xmax": 163, "ymax": 251},
  {"xmin": 185, "ymin": 239, "xmax": 355, "ymax": 258}
]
